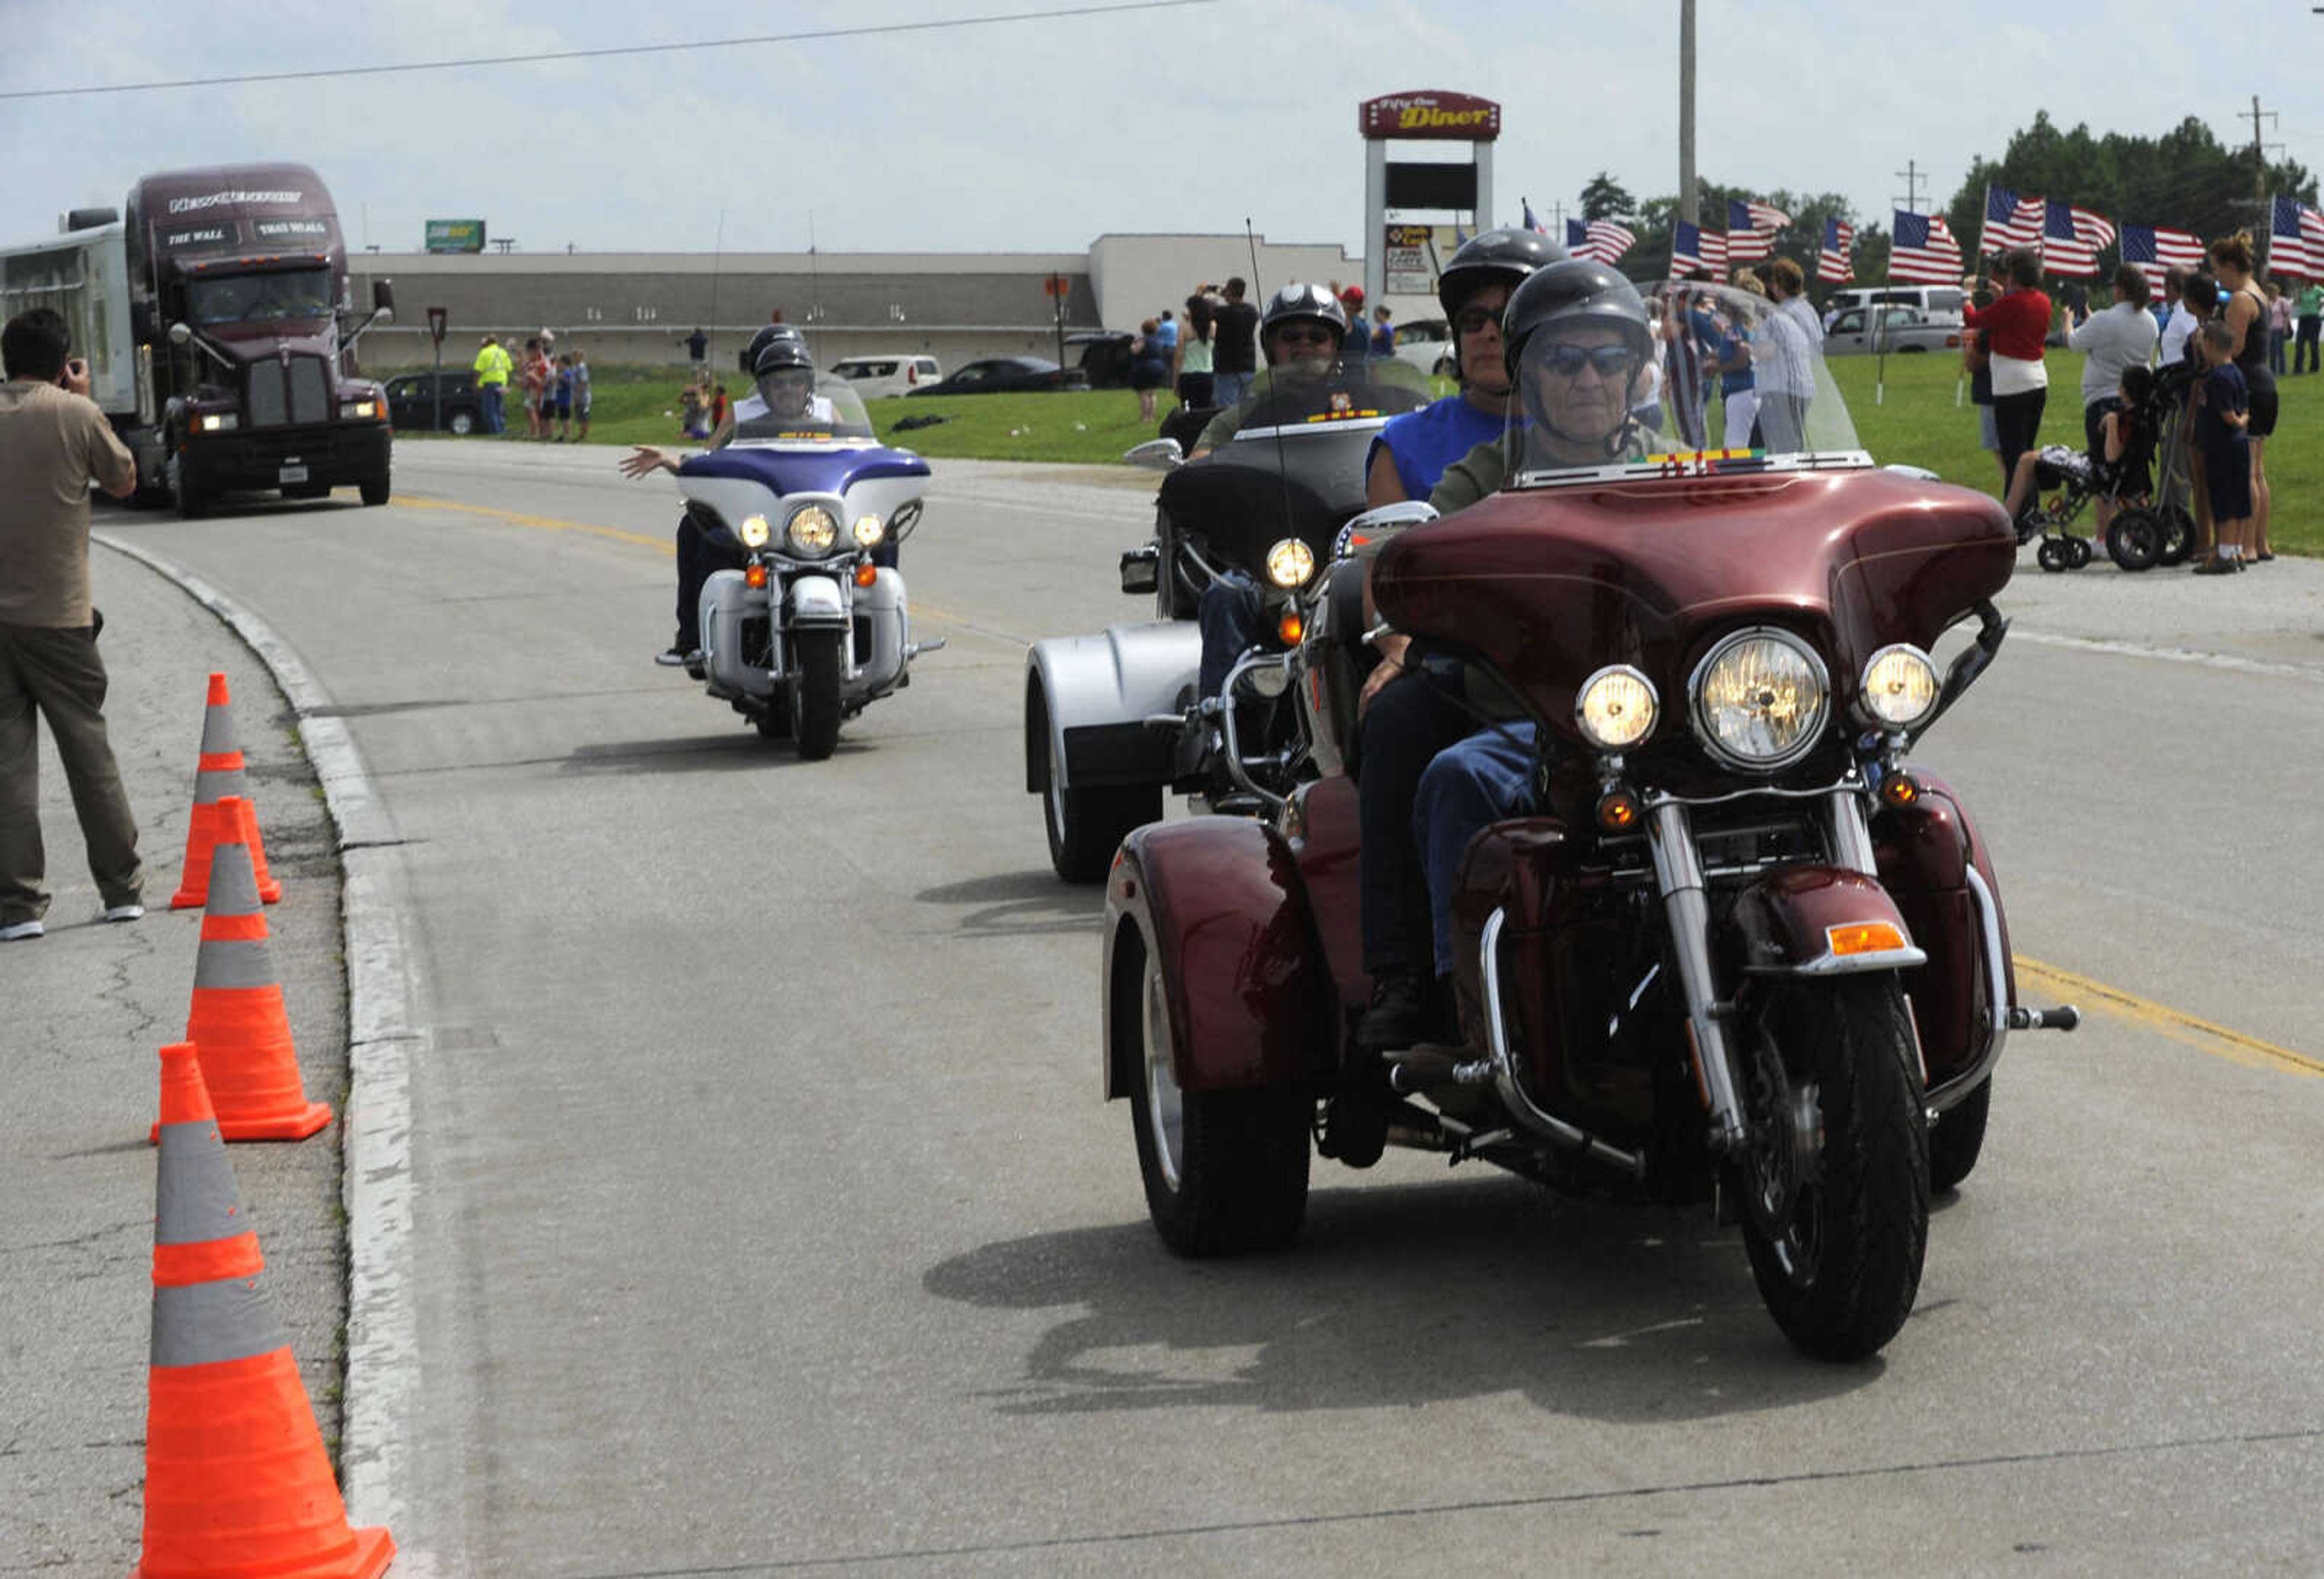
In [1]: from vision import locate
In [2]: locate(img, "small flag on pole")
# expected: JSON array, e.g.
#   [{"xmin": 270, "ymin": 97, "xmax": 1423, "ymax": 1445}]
[
  {"xmin": 1670, "ymin": 220, "xmax": 1727, "ymax": 279},
  {"xmin": 1724, "ymin": 199, "xmax": 1776, "ymax": 263},
  {"xmin": 2118, "ymin": 222, "xmax": 2205, "ymax": 286},
  {"xmin": 1741, "ymin": 199, "xmax": 1793, "ymax": 231},
  {"xmin": 1817, "ymin": 217, "xmax": 1855, "ymax": 284},
  {"xmin": 1983, "ymin": 186, "xmax": 2045, "ymax": 251},
  {"xmin": 1891, "ymin": 210, "xmax": 1963, "ymax": 284},
  {"xmin": 2041, "ymin": 200, "xmax": 2099, "ymax": 278},
  {"xmin": 1523, "ymin": 200, "xmax": 1549, "ymax": 237},
  {"xmin": 2268, "ymin": 195, "xmax": 2324, "ymax": 278},
  {"xmin": 1567, "ymin": 217, "xmax": 1636, "ymax": 266}
]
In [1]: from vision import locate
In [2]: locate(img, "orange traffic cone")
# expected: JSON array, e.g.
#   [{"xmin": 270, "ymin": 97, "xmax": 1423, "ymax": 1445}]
[
  {"xmin": 137, "ymin": 1041, "xmax": 395, "ymax": 1579},
  {"xmin": 175, "ymin": 802, "xmax": 330, "ymax": 1141},
  {"xmin": 171, "ymin": 673, "xmax": 282, "ymax": 910}
]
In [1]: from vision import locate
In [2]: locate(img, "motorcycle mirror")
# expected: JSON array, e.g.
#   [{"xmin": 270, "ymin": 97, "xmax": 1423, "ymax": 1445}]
[
  {"xmin": 1335, "ymin": 500, "xmax": 1438, "ymax": 560},
  {"xmin": 1118, "ymin": 545, "xmax": 1159, "ymax": 596},
  {"xmin": 168, "ymin": 321, "xmax": 192, "ymax": 346},
  {"xmin": 1123, "ymin": 437, "xmax": 1184, "ymax": 471}
]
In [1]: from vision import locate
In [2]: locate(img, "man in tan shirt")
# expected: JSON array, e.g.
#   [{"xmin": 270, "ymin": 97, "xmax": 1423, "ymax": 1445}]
[{"xmin": 1, "ymin": 308, "xmax": 145, "ymax": 940}]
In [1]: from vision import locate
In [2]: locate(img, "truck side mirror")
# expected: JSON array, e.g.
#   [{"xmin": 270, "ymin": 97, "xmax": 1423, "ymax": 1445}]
[{"xmin": 168, "ymin": 322, "xmax": 192, "ymax": 347}]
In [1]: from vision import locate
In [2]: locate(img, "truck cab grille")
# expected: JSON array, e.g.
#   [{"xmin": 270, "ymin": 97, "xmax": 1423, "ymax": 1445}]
[{"xmin": 247, "ymin": 356, "xmax": 330, "ymax": 427}]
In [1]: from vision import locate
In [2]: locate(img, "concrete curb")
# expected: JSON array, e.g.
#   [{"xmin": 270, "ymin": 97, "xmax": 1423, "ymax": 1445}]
[{"xmin": 93, "ymin": 531, "xmax": 421, "ymax": 1550}]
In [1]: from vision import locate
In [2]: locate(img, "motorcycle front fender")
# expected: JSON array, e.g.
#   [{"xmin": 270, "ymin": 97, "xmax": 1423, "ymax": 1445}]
[
  {"xmin": 786, "ymin": 573, "xmax": 847, "ymax": 629},
  {"xmin": 1102, "ymin": 817, "xmax": 1334, "ymax": 1100},
  {"xmin": 1728, "ymin": 867, "xmax": 1927, "ymax": 978}
]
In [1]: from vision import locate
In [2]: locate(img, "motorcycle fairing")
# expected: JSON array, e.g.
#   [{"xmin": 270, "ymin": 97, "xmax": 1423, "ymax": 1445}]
[
  {"xmin": 1103, "ymin": 818, "xmax": 1336, "ymax": 1098},
  {"xmin": 1373, "ymin": 467, "xmax": 2014, "ymax": 743},
  {"xmin": 1727, "ymin": 868, "xmax": 1927, "ymax": 977},
  {"xmin": 680, "ymin": 442, "xmax": 930, "ymax": 499},
  {"xmin": 1025, "ymin": 623, "xmax": 1201, "ymax": 794}
]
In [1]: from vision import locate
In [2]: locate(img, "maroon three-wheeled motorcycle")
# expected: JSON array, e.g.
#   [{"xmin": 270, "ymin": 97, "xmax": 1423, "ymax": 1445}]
[{"xmin": 1098, "ymin": 297, "xmax": 2078, "ymax": 1360}]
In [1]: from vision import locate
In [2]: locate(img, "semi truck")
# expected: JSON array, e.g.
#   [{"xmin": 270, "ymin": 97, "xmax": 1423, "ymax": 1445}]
[{"xmin": 0, "ymin": 162, "xmax": 395, "ymax": 516}]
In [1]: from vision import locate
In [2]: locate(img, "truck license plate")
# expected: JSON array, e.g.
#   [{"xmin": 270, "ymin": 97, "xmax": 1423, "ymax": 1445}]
[{"xmin": 278, "ymin": 464, "xmax": 309, "ymax": 484}]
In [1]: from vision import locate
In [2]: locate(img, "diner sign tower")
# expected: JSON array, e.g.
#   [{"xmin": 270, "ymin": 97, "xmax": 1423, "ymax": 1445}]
[{"xmin": 1361, "ymin": 91, "xmax": 1501, "ymax": 307}]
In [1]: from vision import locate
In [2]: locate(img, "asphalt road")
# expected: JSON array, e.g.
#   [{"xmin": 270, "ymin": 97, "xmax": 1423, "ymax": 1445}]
[{"xmin": 93, "ymin": 439, "xmax": 2324, "ymax": 1577}]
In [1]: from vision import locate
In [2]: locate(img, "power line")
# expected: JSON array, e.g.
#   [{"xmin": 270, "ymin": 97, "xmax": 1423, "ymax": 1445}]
[{"xmin": 0, "ymin": 0, "xmax": 1215, "ymax": 101}]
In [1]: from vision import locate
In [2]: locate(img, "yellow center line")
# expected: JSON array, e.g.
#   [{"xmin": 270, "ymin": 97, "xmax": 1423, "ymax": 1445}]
[
  {"xmin": 2014, "ymin": 954, "xmax": 2322, "ymax": 1079},
  {"xmin": 392, "ymin": 496, "xmax": 2313, "ymax": 1080},
  {"xmin": 389, "ymin": 492, "xmax": 1017, "ymax": 638}
]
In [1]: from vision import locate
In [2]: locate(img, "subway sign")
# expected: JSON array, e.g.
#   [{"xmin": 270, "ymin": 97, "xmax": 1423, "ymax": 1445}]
[
  {"xmin": 425, "ymin": 218, "xmax": 487, "ymax": 254},
  {"xmin": 1359, "ymin": 91, "xmax": 1500, "ymax": 142}
]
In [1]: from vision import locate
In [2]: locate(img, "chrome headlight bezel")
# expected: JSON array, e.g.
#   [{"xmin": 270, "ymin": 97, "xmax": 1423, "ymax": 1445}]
[
  {"xmin": 1856, "ymin": 643, "xmax": 1940, "ymax": 729},
  {"xmin": 851, "ymin": 514, "xmax": 885, "ymax": 548},
  {"xmin": 786, "ymin": 503, "xmax": 839, "ymax": 557},
  {"xmin": 1689, "ymin": 626, "xmax": 1831, "ymax": 771},
  {"xmin": 1264, "ymin": 536, "xmax": 1316, "ymax": 590},
  {"xmin": 737, "ymin": 513, "xmax": 772, "ymax": 549},
  {"xmin": 1574, "ymin": 664, "xmax": 1659, "ymax": 751}
]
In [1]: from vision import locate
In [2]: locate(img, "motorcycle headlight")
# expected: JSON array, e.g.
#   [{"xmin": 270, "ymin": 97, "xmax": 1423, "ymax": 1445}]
[
  {"xmin": 738, "ymin": 513, "xmax": 772, "ymax": 549},
  {"xmin": 1264, "ymin": 537, "xmax": 1315, "ymax": 589},
  {"xmin": 1690, "ymin": 628, "xmax": 1830, "ymax": 769},
  {"xmin": 1858, "ymin": 644, "xmax": 1939, "ymax": 729},
  {"xmin": 786, "ymin": 504, "xmax": 838, "ymax": 556},
  {"xmin": 852, "ymin": 514, "xmax": 885, "ymax": 548},
  {"xmin": 1575, "ymin": 665, "xmax": 1658, "ymax": 750}
]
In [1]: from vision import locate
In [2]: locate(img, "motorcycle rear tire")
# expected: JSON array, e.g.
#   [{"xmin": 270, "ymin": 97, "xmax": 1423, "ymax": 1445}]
[
  {"xmin": 1738, "ymin": 977, "xmax": 1929, "ymax": 1362},
  {"xmin": 793, "ymin": 629, "xmax": 843, "ymax": 761},
  {"xmin": 1131, "ymin": 944, "xmax": 1308, "ymax": 1256},
  {"xmin": 1928, "ymin": 1075, "xmax": 1992, "ymax": 1193}
]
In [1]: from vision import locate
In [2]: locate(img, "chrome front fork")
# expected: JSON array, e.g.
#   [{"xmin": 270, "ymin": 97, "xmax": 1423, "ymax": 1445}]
[{"xmin": 1644, "ymin": 789, "xmax": 1883, "ymax": 1154}]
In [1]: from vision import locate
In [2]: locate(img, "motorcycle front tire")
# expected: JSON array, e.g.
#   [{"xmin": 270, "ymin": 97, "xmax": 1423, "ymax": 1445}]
[
  {"xmin": 792, "ymin": 628, "xmax": 843, "ymax": 760},
  {"xmin": 1738, "ymin": 977, "xmax": 1929, "ymax": 1362}
]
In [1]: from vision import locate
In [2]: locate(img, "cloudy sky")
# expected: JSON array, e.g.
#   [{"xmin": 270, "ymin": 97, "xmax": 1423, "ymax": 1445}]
[{"xmin": 2, "ymin": 1, "xmax": 2313, "ymax": 258}]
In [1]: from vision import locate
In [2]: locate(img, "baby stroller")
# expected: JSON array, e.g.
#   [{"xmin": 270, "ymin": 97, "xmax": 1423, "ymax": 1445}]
[{"xmin": 2016, "ymin": 366, "xmax": 2190, "ymax": 573}]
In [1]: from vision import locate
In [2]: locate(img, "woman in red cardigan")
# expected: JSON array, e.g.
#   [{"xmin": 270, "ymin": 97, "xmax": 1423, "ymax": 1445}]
[{"xmin": 1962, "ymin": 248, "xmax": 2053, "ymax": 494}]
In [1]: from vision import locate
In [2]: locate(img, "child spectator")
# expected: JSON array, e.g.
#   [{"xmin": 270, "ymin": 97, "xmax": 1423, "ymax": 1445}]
[
  {"xmin": 552, "ymin": 355, "xmax": 575, "ymax": 442},
  {"xmin": 2190, "ymin": 321, "xmax": 2251, "ymax": 575},
  {"xmin": 573, "ymin": 351, "xmax": 592, "ymax": 441},
  {"xmin": 1999, "ymin": 363, "xmax": 2157, "ymax": 538}
]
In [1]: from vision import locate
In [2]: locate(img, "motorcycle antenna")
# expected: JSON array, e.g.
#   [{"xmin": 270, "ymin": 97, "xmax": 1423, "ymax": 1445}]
[
  {"xmin": 1243, "ymin": 218, "xmax": 1301, "ymax": 556},
  {"xmin": 707, "ymin": 206, "xmax": 726, "ymax": 369},
  {"xmin": 807, "ymin": 210, "xmax": 823, "ymax": 358}
]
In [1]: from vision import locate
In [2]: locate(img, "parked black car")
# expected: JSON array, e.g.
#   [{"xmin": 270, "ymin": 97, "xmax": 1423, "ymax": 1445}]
[
  {"xmin": 905, "ymin": 356, "xmax": 1089, "ymax": 396},
  {"xmin": 384, "ymin": 370, "xmax": 484, "ymax": 434},
  {"xmin": 1066, "ymin": 330, "xmax": 1136, "ymax": 390}
]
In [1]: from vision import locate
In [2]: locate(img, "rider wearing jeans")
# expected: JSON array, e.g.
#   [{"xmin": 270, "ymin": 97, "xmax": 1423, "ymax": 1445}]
[{"xmin": 1356, "ymin": 260, "xmax": 1655, "ymax": 1051}]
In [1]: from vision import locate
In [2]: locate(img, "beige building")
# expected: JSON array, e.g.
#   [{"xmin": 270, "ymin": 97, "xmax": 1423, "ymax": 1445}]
[{"xmin": 346, "ymin": 233, "xmax": 1433, "ymax": 374}]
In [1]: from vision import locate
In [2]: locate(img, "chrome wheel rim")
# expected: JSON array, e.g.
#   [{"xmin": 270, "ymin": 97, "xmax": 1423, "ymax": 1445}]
[
  {"xmin": 1045, "ymin": 727, "xmax": 1069, "ymax": 846},
  {"xmin": 1141, "ymin": 955, "xmax": 1186, "ymax": 1191}
]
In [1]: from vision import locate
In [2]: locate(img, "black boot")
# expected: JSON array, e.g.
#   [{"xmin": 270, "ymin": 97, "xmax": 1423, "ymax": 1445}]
[{"xmin": 1357, "ymin": 967, "xmax": 1434, "ymax": 1054}]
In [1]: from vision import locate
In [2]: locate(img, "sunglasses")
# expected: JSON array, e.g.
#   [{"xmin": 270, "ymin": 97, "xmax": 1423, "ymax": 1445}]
[
  {"xmin": 1454, "ymin": 305, "xmax": 1502, "ymax": 335},
  {"xmin": 1538, "ymin": 343, "xmax": 1639, "ymax": 379},
  {"xmin": 1273, "ymin": 326, "xmax": 1334, "ymax": 347}
]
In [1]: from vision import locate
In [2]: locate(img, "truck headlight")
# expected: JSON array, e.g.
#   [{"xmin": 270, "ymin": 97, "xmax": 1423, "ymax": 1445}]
[
  {"xmin": 1575, "ymin": 665, "xmax": 1658, "ymax": 750},
  {"xmin": 339, "ymin": 399, "xmax": 379, "ymax": 420},
  {"xmin": 195, "ymin": 412, "xmax": 239, "ymax": 433},
  {"xmin": 738, "ymin": 513, "xmax": 772, "ymax": 549},
  {"xmin": 787, "ymin": 504, "xmax": 838, "ymax": 556},
  {"xmin": 1264, "ymin": 537, "xmax": 1315, "ymax": 589},
  {"xmin": 1858, "ymin": 644, "xmax": 1939, "ymax": 729},
  {"xmin": 1691, "ymin": 628, "xmax": 1830, "ymax": 769},
  {"xmin": 852, "ymin": 514, "xmax": 885, "ymax": 547}
]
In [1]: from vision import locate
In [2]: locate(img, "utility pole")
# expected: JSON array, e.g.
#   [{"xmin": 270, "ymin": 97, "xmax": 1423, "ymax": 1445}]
[
  {"xmin": 1893, "ymin": 160, "xmax": 1927, "ymax": 215},
  {"xmin": 1678, "ymin": 0, "xmax": 1698, "ymax": 226}
]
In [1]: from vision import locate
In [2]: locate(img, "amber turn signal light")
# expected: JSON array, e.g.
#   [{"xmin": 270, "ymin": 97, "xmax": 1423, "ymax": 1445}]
[
  {"xmin": 854, "ymin": 562, "xmax": 878, "ymax": 588},
  {"xmin": 1277, "ymin": 611, "xmax": 1304, "ymax": 645},
  {"xmin": 1827, "ymin": 921, "xmax": 1908, "ymax": 957},
  {"xmin": 744, "ymin": 563, "xmax": 769, "ymax": 589},
  {"xmin": 1878, "ymin": 771, "xmax": 1921, "ymax": 809},
  {"xmin": 1595, "ymin": 789, "xmax": 1642, "ymax": 832}
]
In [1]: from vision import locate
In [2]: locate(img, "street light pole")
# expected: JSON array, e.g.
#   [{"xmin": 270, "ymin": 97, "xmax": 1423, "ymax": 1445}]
[{"xmin": 1678, "ymin": 0, "xmax": 1698, "ymax": 228}]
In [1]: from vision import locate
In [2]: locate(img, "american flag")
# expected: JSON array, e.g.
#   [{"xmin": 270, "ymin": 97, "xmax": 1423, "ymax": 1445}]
[
  {"xmin": 2118, "ymin": 222, "xmax": 2205, "ymax": 286},
  {"xmin": 1574, "ymin": 218, "xmax": 1637, "ymax": 266},
  {"xmin": 2041, "ymin": 200, "xmax": 2098, "ymax": 278},
  {"xmin": 1523, "ymin": 200, "xmax": 1550, "ymax": 237},
  {"xmin": 1736, "ymin": 198, "xmax": 1791, "ymax": 231},
  {"xmin": 1725, "ymin": 199, "xmax": 1777, "ymax": 263},
  {"xmin": 1669, "ymin": 220, "xmax": 1727, "ymax": 280},
  {"xmin": 1818, "ymin": 217, "xmax": 1855, "ymax": 284},
  {"xmin": 2268, "ymin": 195, "xmax": 2324, "ymax": 278},
  {"xmin": 1891, "ymin": 209, "xmax": 1963, "ymax": 284},
  {"xmin": 1983, "ymin": 185, "xmax": 2044, "ymax": 251}
]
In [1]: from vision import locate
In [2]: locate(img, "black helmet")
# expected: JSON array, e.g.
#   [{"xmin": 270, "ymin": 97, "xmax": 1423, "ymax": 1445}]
[
  {"xmin": 1436, "ymin": 227, "xmax": 1567, "ymax": 320},
  {"xmin": 1259, "ymin": 283, "xmax": 1348, "ymax": 361},
  {"xmin": 752, "ymin": 336, "xmax": 814, "ymax": 378},
  {"xmin": 739, "ymin": 323, "xmax": 806, "ymax": 374},
  {"xmin": 1500, "ymin": 258, "xmax": 1652, "ymax": 384}
]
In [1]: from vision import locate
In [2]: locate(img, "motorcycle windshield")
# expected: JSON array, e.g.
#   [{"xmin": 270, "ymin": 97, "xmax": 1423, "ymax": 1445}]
[
  {"xmin": 731, "ymin": 373, "xmax": 876, "ymax": 442},
  {"xmin": 1506, "ymin": 283, "xmax": 1865, "ymax": 487},
  {"xmin": 1223, "ymin": 356, "xmax": 1433, "ymax": 441}
]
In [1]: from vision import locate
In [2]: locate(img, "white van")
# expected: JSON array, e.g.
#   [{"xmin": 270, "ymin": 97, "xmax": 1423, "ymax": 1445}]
[
  {"xmin": 827, "ymin": 355, "xmax": 942, "ymax": 400},
  {"xmin": 1824, "ymin": 286, "xmax": 1965, "ymax": 326}
]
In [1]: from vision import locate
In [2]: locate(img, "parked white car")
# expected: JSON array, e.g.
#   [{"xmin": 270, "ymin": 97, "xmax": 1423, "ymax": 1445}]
[
  {"xmin": 1390, "ymin": 317, "xmax": 1457, "ymax": 378},
  {"xmin": 827, "ymin": 355, "xmax": 942, "ymax": 399}
]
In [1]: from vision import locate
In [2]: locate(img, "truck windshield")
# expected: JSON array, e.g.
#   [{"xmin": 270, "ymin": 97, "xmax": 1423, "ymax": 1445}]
[{"xmin": 187, "ymin": 268, "xmax": 334, "ymax": 326}]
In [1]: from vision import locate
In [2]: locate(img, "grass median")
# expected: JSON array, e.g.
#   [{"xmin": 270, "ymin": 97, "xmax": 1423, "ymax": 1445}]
[{"xmin": 398, "ymin": 357, "xmax": 2317, "ymax": 554}]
